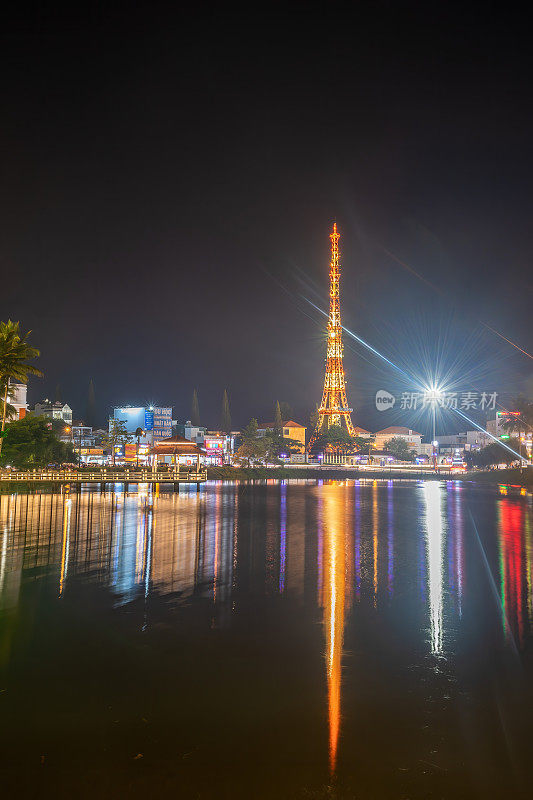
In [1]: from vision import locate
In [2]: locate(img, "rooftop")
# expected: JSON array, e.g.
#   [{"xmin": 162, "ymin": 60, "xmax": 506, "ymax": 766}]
[
  {"xmin": 375, "ymin": 426, "xmax": 422, "ymax": 436},
  {"xmin": 258, "ymin": 420, "xmax": 306, "ymax": 429},
  {"xmin": 150, "ymin": 435, "xmax": 203, "ymax": 456}
]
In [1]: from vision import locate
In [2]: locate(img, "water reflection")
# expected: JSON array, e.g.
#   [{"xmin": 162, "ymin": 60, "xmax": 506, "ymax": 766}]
[
  {"xmin": 320, "ymin": 484, "xmax": 349, "ymax": 775},
  {"xmin": 59, "ymin": 496, "xmax": 71, "ymax": 596},
  {"xmin": 279, "ymin": 482, "xmax": 287, "ymax": 594},
  {"xmin": 387, "ymin": 481, "xmax": 394, "ymax": 597},
  {"xmin": 372, "ymin": 481, "xmax": 378, "ymax": 605},
  {"xmin": 1, "ymin": 481, "xmax": 533, "ymax": 791},
  {"xmin": 423, "ymin": 482, "xmax": 444, "ymax": 654},
  {"xmin": 497, "ymin": 497, "xmax": 528, "ymax": 645},
  {"xmin": 447, "ymin": 483, "xmax": 464, "ymax": 618}
]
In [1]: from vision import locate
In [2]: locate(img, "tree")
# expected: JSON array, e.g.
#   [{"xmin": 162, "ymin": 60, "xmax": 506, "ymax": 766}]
[
  {"xmin": 0, "ymin": 320, "xmax": 42, "ymax": 457},
  {"xmin": 86, "ymin": 379, "xmax": 97, "ymax": 428},
  {"xmin": 241, "ymin": 418, "xmax": 258, "ymax": 443},
  {"xmin": 274, "ymin": 401, "xmax": 283, "ymax": 434},
  {"xmin": 263, "ymin": 431, "xmax": 302, "ymax": 463},
  {"xmin": 0, "ymin": 380, "xmax": 18, "ymax": 424},
  {"xmin": 501, "ymin": 396, "xmax": 533, "ymax": 431},
  {"xmin": 101, "ymin": 419, "xmax": 132, "ymax": 466},
  {"xmin": 311, "ymin": 424, "xmax": 355, "ymax": 454},
  {"xmin": 279, "ymin": 401, "xmax": 292, "ymax": 421},
  {"xmin": 220, "ymin": 389, "xmax": 231, "ymax": 433},
  {"xmin": 0, "ymin": 416, "xmax": 75, "ymax": 469},
  {"xmin": 467, "ymin": 438, "xmax": 521, "ymax": 468},
  {"xmin": 55, "ymin": 383, "xmax": 62, "ymax": 403},
  {"xmin": 234, "ymin": 418, "xmax": 266, "ymax": 466},
  {"xmin": 309, "ymin": 404, "xmax": 320, "ymax": 433},
  {"xmin": 500, "ymin": 397, "xmax": 533, "ymax": 465},
  {"xmin": 383, "ymin": 437, "xmax": 416, "ymax": 462},
  {"xmin": 134, "ymin": 426, "xmax": 144, "ymax": 468},
  {"xmin": 353, "ymin": 435, "xmax": 372, "ymax": 455},
  {"xmin": 191, "ymin": 389, "xmax": 201, "ymax": 426},
  {"xmin": 308, "ymin": 404, "xmax": 322, "ymax": 447}
]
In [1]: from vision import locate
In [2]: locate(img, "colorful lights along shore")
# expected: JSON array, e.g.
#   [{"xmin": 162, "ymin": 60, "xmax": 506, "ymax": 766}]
[{"xmin": 308, "ymin": 223, "xmax": 356, "ymax": 449}]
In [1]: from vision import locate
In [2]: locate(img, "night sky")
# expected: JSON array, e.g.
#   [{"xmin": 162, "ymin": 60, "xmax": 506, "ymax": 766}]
[{"xmin": 2, "ymin": 4, "xmax": 532, "ymax": 434}]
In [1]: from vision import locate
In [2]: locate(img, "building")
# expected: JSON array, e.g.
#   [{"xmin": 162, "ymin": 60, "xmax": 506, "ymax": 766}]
[
  {"xmin": 344, "ymin": 449, "xmax": 393, "ymax": 466},
  {"xmin": 112, "ymin": 406, "xmax": 172, "ymax": 444},
  {"xmin": 486, "ymin": 413, "xmax": 532, "ymax": 460},
  {"xmin": 373, "ymin": 426, "xmax": 422, "ymax": 451},
  {"xmin": 150, "ymin": 436, "xmax": 205, "ymax": 468},
  {"xmin": 7, "ymin": 383, "xmax": 28, "ymax": 420},
  {"xmin": 437, "ymin": 430, "xmax": 492, "ymax": 454},
  {"xmin": 56, "ymin": 424, "xmax": 106, "ymax": 464},
  {"xmin": 486, "ymin": 412, "xmax": 523, "ymax": 439},
  {"xmin": 352, "ymin": 425, "xmax": 372, "ymax": 439},
  {"xmin": 486, "ymin": 417, "xmax": 503, "ymax": 438},
  {"xmin": 174, "ymin": 420, "xmax": 207, "ymax": 444},
  {"xmin": 71, "ymin": 425, "xmax": 96, "ymax": 448},
  {"xmin": 32, "ymin": 400, "xmax": 73, "ymax": 425},
  {"xmin": 172, "ymin": 422, "xmax": 235, "ymax": 464},
  {"xmin": 203, "ymin": 432, "xmax": 235, "ymax": 464},
  {"xmin": 257, "ymin": 420, "xmax": 307, "ymax": 453}
]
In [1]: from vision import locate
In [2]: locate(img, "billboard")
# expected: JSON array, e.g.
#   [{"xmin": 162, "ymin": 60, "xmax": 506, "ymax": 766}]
[
  {"xmin": 124, "ymin": 443, "xmax": 137, "ymax": 463},
  {"xmin": 113, "ymin": 406, "xmax": 172, "ymax": 439},
  {"xmin": 204, "ymin": 436, "xmax": 224, "ymax": 450},
  {"xmin": 152, "ymin": 407, "xmax": 172, "ymax": 440},
  {"xmin": 113, "ymin": 407, "xmax": 145, "ymax": 433}
]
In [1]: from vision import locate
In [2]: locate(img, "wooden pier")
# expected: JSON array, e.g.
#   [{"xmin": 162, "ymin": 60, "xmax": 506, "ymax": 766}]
[{"xmin": 0, "ymin": 467, "xmax": 208, "ymax": 491}]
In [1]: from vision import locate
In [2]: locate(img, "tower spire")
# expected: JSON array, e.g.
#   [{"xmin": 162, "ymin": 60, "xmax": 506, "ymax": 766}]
[{"xmin": 308, "ymin": 223, "xmax": 355, "ymax": 449}]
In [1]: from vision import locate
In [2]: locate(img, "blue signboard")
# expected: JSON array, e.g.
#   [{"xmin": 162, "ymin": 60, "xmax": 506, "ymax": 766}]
[{"xmin": 144, "ymin": 410, "xmax": 154, "ymax": 430}]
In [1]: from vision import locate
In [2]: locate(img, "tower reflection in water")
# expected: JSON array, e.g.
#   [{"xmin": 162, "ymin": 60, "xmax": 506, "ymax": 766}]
[{"xmin": 320, "ymin": 482, "xmax": 352, "ymax": 776}]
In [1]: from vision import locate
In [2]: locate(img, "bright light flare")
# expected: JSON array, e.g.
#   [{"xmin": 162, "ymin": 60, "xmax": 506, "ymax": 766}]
[
  {"xmin": 304, "ymin": 298, "xmax": 411, "ymax": 379},
  {"xmin": 303, "ymin": 296, "xmax": 529, "ymax": 463}
]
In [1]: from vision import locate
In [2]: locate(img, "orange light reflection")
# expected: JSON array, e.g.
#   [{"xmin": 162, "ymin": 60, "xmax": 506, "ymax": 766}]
[{"xmin": 322, "ymin": 483, "xmax": 348, "ymax": 776}]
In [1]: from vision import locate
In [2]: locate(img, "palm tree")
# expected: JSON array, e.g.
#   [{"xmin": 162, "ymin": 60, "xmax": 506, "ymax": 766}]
[
  {"xmin": 135, "ymin": 427, "xmax": 144, "ymax": 468},
  {"xmin": 0, "ymin": 380, "xmax": 18, "ymax": 424},
  {"xmin": 501, "ymin": 395, "xmax": 533, "ymax": 467},
  {"xmin": 0, "ymin": 320, "xmax": 42, "ymax": 457}
]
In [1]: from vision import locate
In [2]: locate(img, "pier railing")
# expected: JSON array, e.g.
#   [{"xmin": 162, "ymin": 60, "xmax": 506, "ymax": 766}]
[{"xmin": 0, "ymin": 468, "xmax": 208, "ymax": 484}]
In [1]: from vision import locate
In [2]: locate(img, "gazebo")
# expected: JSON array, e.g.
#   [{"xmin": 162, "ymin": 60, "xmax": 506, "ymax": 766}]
[{"xmin": 150, "ymin": 436, "xmax": 204, "ymax": 472}]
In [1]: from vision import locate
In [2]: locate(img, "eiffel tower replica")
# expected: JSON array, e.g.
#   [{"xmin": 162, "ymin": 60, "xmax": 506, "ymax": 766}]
[{"xmin": 308, "ymin": 223, "xmax": 356, "ymax": 450}]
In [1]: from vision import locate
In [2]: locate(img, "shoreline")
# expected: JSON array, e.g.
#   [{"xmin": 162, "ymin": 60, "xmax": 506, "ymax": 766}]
[
  {"xmin": 1, "ymin": 466, "xmax": 531, "ymax": 493},
  {"xmin": 207, "ymin": 465, "xmax": 533, "ymax": 486}
]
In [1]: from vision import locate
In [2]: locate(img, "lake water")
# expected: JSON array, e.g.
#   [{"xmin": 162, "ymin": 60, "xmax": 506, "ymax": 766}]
[{"xmin": 1, "ymin": 480, "xmax": 532, "ymax": 799}]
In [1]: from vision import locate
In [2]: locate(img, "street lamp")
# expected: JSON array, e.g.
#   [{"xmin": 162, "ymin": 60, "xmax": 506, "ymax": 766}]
[
  {"xmin": 427, "ymin": 387, "xmax": 443, "ymax": 472},
  {"xmin": 77, "ymin": 426, "xmax": 83, "ymax": 466}
]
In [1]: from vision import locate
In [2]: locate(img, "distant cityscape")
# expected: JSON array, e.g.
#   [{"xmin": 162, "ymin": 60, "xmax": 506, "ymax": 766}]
[{"xmin": 8, "ymin": 383, "xmax": 531, "ymax": 469}]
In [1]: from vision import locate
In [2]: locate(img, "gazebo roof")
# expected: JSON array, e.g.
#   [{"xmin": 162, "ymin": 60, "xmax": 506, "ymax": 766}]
[{"xmin": 149, "ymin": 436, "xmax": 203, "ymax": 456}]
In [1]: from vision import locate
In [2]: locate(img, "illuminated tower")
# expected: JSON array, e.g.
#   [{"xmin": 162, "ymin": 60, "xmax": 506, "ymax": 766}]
[{"xmin": 308, "ymin": 223, "xmax": 355, "ymax": 450}]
